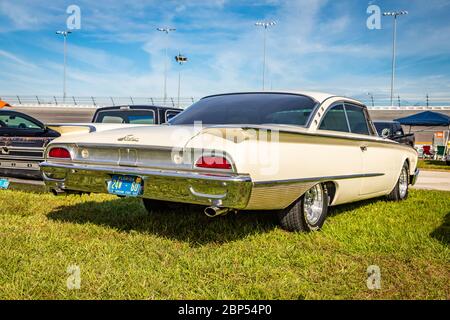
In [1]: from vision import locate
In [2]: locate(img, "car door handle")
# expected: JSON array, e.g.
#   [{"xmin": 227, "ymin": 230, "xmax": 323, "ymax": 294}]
[{"xmin": 360, "ymin": 146, "xmax": 368, "ymax": 152}]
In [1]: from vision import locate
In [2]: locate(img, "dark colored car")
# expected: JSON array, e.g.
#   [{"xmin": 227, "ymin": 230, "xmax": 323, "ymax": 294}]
[
  {"xmin": 373, "ymin": 120, "xmax": 415, "ymax": 147},
  {"xmin": 0, "ymin": 110, "xmax": 60, "ymax": 180},
  {"xmin": 92, "ymin": 105, "xmax": 183, "ymax": 124}
]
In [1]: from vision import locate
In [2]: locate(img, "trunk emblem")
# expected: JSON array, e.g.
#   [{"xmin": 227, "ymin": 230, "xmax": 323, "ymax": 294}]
[{"xmin": 118, "ymin": 135, "xmax": 139, "ymax": 142}]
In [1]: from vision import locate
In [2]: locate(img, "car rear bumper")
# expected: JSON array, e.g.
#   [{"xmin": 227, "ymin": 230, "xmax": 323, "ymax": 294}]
[{"xmin": 40, "ymin": 162, "xmax": 253, "ymax": 209}]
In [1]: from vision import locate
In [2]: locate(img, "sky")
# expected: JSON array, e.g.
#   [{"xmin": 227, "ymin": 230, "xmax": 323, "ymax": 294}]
[{"xmin": 1, "ymin": 0, "xmax": 450, "ymax": 103}]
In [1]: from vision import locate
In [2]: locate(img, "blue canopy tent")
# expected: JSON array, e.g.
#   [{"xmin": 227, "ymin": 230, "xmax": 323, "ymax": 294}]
[
  {"xmin": 395, "ymin": 111, "xmax": 450, "ymax": 157},
  {"xmin": 394, "ymin": 111, "xmax": 450, "ymax": 127}
]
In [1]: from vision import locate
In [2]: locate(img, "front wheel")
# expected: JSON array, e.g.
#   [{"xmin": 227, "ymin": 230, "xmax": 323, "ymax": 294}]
[
  {"xmin": 278, "ymin": 183, "xmax": 329, "ymax": 232},
  {"xmin": 386, "ymin": 162, "xmax": 409, "ymax": 201}
]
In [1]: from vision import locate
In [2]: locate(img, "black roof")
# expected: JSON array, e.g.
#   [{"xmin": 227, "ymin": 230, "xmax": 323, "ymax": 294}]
[{"xmin": 95, "ymin": 105, "xmax": 183, "ymax": 111}]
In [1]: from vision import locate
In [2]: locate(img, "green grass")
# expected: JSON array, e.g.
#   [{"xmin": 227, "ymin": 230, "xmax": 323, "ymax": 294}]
[
  {"xmin": 0, "ymin": 187, "xmax": 449, "ymax": 300},
  {"xmin": 418, "ymin": 160, "xmax": 450, "ymax": 172}
]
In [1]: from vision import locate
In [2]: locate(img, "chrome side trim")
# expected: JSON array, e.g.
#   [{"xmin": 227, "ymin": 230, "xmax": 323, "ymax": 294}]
[{"xmin": 254, "ymin": 173, "xmax": 385, "ymax": 187}]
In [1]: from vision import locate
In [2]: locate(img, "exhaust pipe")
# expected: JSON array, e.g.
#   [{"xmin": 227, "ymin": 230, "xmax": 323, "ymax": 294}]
[
  {"xmin": 204, "ymin": 206, "xmax": 230, "ymax": 218},
  {"xmin": 51, "ymin": 188, "xmax": 66, "ymax": 196}
]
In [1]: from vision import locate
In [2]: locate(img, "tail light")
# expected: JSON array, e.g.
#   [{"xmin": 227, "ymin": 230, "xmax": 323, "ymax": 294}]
[
  {"xmin": 195, "ymin": 156, "xmax": 232, "ymax": 170},
  {"xmin": 48, "ymin": 147, "xmax": 71, "ymax": 159}
]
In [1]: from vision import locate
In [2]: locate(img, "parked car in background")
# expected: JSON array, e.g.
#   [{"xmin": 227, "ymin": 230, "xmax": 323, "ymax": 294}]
[
  {"xmin": 92, "ymin": 105, "xmax": 183, "ymax": 124},
  {"xmin": 41, "ymin": 92, "xmax": 419, "ymax": 232},
  {"xmin": 0, "ymin": 110, "xmax": 60, "ymax": 180},
  {"xmin": 373, "ymin": 120, "xmax": 415, "ymax": 147}
]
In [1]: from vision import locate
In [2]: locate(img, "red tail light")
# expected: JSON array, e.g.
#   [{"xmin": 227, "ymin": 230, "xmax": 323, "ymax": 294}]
[
  {"xmin": 48, "ymin": 147, "xmax": 71, "ymax": 159},
  {"xmin": 195, "ymin": 156, "xmax": 232, "ymax": 170}
]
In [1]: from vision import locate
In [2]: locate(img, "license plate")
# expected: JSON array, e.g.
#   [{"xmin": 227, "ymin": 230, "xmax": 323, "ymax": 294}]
[
  {"xmin": 107, "ymin": 175, "xmax": 143, "ymax": 197},
  {"xmin": 0, "ymin": 178, "xmax": 10, "ymax": 190}
]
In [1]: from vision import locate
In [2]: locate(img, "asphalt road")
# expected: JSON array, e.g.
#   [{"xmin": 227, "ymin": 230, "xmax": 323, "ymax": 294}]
[{"xmin": 412, "ymin": 170, "xmax": 450, "ymax": 192}]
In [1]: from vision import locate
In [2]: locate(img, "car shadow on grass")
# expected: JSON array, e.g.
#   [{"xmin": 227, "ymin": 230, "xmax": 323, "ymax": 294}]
[
  {"xmin": 47, "ymin": 197, "xmax": 279, "ymax": 246},
  {"xmin": 430, "ymin": 212, "xmax": 450, "ymax": 246}
]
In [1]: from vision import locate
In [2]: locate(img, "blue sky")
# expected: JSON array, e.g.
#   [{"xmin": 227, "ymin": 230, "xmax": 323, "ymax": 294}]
[{"xmin": 1, "ymin": 0, "xmax": 450, "ymax": 102}]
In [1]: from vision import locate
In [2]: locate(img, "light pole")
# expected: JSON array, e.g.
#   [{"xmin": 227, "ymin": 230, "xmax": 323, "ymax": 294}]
[
  {"xmin": 157, "ymin": 27, "xmax": 176, "ymax": 105},
  {"xmin": 255, "ymin": 21, "xmax": 276, "ymax": 91},
  {"xmin": 175, "ymin": 54, "xmax": 188, "ymax": 108},
  {"xmin": 367, "ymin": 92, "xmax": 375, "ymax": 107},
  {"xmin": 56, "ymin": 30, "xmax": 72, "ymax": 102},
  {"xmin": 383, "ymin": 11, "xmax": 408, "ymax": 107}
]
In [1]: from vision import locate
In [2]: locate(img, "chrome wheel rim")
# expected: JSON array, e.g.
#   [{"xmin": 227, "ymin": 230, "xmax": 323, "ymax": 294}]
[
  {"xmin": 303, "ymin": 184, "xmax": 324, "ymax": 225},
  {"xmin": 399, "ymin": 167, "xmax": 408, "ymax": 198}
]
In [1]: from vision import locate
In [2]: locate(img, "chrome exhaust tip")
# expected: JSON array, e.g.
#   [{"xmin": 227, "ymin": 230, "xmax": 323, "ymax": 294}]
[
  {"xmin": 204, "ymin": 206, "xmax": 230, "ymax": 218},
  {"xmin": 51, "ymin": 188, "xmax": 65, "ymax": 196}
]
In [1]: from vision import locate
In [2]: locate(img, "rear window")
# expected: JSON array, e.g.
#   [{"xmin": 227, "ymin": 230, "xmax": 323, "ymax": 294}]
[
  {"xmin": 94, "ymin": 110, "xmax": 155, "ymax": 124},
  {"xmin": 170, "ymin": 93, "xmax": 317, "ymax": 126}
]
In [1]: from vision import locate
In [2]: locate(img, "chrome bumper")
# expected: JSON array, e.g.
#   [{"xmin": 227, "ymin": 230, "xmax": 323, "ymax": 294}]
[
  {"xmin": 410, "ymin": 169, "xmax": 420, "ymax": 186},
  {"xmin": 40, "ymin": 162, "xmax": 253, "ymax": 209}
]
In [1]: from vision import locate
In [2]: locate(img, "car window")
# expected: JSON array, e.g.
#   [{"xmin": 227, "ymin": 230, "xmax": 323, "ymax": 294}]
[
  {"xmin": 128, "ymin": 115, "xmax": 154, "ymax": 124},
  {"xmin": 0, "ymin": 114, "xmax": 42, "ymax": 129},
  {"xmin": 95, "ymin": 110, "xmax": 155, "ymax": 124},
  {"xmin": 169, "ymin": 93, "xmax": 317, "ymax": 126},
  {"xmin": 165, "ymin": 111, "xmax": 180, "ymax": 122},
  {"xmin": 319, "ymin": 105, "xmax": 349, "ymax": 133},
  {"xmin": 345, "ymin": 104, "xmax": 370, "ymax": 135},
  {"xmin": 100, "ymin": 115, "xmax": 124, "ymax": 123}
]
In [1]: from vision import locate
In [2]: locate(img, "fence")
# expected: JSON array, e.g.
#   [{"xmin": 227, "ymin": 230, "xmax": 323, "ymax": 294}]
[
  {"xmin": 0, "ymin": 95, "xmax": 198, "ymax": 108},
  {"xmin": 1, "ymin": 94, "xmax": 450, "ymax": 109}
]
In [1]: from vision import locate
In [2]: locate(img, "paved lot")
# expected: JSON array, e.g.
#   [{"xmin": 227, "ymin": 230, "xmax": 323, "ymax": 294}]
[{"xmin": 412, "ymin": 170, "xmax": 450, "ymax": 192}]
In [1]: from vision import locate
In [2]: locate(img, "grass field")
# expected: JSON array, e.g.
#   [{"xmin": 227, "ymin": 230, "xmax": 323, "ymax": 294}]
[
  {"xmin": 418, "ymin": 160, "xmax": 450, "ymax": 171},
  {"xmin": 0, "ymin": 187, "xmax": 448, "ymax": 300}
]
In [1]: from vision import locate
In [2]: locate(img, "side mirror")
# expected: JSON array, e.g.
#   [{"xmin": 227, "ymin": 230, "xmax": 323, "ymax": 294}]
[{"xmin": 381, "ymin": 128, "xmax": 391, "ymax": 138}]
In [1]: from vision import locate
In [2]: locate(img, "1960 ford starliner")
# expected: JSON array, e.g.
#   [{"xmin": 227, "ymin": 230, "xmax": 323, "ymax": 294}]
[{"xmin": 40, "ymin": 92, "xmax": 419, "ymax": 232}]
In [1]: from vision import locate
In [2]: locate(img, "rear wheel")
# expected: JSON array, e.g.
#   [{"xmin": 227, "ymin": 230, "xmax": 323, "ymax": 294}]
[
  {"xmin": 386, "ymin": 162, "xmax": 409, "ymax": 201},
  {"xmin": 278, "ymin": 183, "xmax": 328, "ymax": 232}
]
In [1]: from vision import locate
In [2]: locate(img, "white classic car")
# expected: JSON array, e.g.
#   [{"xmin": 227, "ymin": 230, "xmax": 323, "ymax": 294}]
[{"xmin": 41, "ymin": 92, "xmax": 419, "ymax": 232}]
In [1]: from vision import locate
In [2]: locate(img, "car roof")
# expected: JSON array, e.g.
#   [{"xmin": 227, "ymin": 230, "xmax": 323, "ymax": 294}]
[
  {"xmin": 95, "ymin": 105, "xmax": 183, "ymax": 111},
  {"xmin": 201, "ymin": 91, "xmax": 362, "ymax": 105}
]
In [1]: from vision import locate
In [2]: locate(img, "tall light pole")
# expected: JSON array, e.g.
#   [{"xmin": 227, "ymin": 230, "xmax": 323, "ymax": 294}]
[
  {"xmin": 383, "ymin": 11, "xmax": 408, "ymax": 107},
  {"xmin": 367, "ymin": 92, "xmax": 375, "ymax": 107},
  {"xmin": 157, "ymin": 27, "xmax": 176, "ymax": 105},
  {"xmin": 175, "ymin": 54, "xmax": 188, "ymax": 108},
  {"xmin": 255, "ymin": 21, "xmax": 276, "ymax": 91},
  {"xmin": 56, "ymin": 30, "xmax": 72, "ymax": 101}
]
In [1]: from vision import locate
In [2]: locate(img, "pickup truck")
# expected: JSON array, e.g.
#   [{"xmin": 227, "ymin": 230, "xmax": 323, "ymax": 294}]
[{"xmin": 373, "ymin": 120, "xmax": 415, "ymax": 147}]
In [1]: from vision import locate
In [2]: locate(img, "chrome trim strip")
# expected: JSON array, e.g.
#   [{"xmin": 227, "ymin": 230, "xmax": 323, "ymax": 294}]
[
  {"xmin": 240, "ymin": 125, "xmax": 412, "ymax": 148},
  {"xmin": 254, "ymin": 173, "xmax": 384, "ymax": 187},
  {"xmin": 39, "ymin": 162, "xmax": 251, "ymax": 183},
  {"xmin": 0, "ymin": 156, "xmax": 44, "ymax": 161},
  {"xmin": 0, "ymin": 146, "xmax": 44, "ymax": 151}
]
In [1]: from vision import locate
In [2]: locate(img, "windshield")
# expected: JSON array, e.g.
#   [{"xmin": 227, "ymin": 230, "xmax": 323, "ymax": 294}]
[{"xmin": 169, "ymin": 93, "xmax": 317, "ymax": 126}]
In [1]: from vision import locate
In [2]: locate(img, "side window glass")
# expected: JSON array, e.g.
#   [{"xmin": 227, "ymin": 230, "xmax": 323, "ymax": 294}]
[
  {"xmin": 319, "ymin": 105, "xmax": 349, "ymax": 133},
  {"xmin": 345, "ymin": 104, "xmax": 370, "ymax": 135},
  {"xmin": 166, "ymin": 111, "xmax": 180, "ymax": 122}
]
